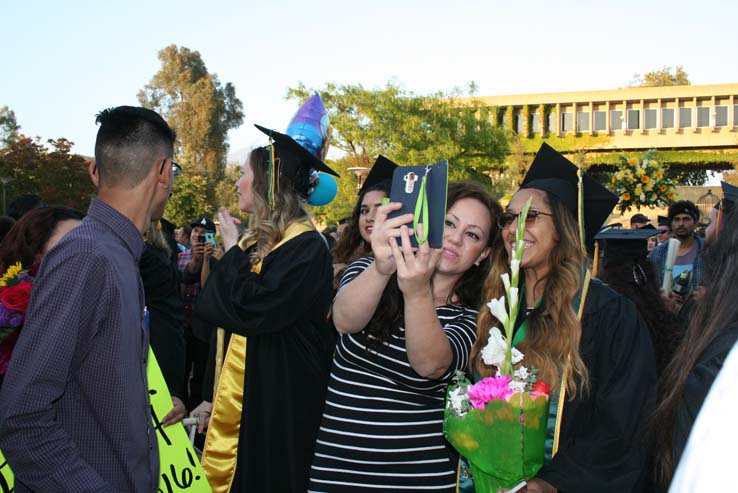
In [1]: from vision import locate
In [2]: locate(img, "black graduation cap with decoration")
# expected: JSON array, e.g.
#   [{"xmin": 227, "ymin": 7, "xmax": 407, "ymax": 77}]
[
  {"xmin": 520, "ymin": 143, "xmax": 618, "ymax": 253},
  {"xmin": 358, "ymin": 155, "xmax": 398, "ymax": 196}
]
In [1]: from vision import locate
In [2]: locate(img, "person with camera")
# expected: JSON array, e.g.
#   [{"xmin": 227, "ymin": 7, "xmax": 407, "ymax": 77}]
[{"xmin": 178, "ymin": 217, "xmax": 221, "ymax": 410}]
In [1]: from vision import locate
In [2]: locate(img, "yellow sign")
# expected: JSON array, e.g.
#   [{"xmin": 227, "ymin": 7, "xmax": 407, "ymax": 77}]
[
  {"xmin": 0, "ymin": 350, "xmax": 211, "ymax": 493},
  {"xmin": 0, "ymin": 449, "xmax": 13, "ymax": 493}
]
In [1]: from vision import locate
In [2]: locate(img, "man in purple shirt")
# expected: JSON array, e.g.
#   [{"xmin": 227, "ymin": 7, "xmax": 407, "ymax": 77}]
[{"xmin": 0, "ymin": 106, "xmax": 177, "ymax": 492}]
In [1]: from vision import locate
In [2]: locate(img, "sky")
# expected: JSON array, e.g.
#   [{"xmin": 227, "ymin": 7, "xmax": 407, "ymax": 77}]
[{"xmin": 2, "ymin": 0, "xmax": 738, "ymax": 163}]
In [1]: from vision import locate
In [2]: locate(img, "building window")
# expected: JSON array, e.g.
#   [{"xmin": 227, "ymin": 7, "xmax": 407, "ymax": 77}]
[
  {"xmin": 697, "ymin": 107, "xmax": 710, "ymax": 127},
  {"xmin": 734, "ymin": 105, "xmax": 738, "ymax": 127},
  {"xmin": 662, "ymin": 108, "xmax": 675, "ymax": 129},
  {"xmin": 610, "ymin": 110, "xmax": 624, "ymax": 130},
  {"xmin": 715, "ymin": 106, "xmax": 728, "ymax": 127},
  {"xmin": 532, "ymin": 112, "xmax": 541, "ymax": 133},
  {"xmin": 627, "ymin": 109, "xmax": 640, "ymax": 130},
  {"xmin": 516, "ymin": 113, "xmax": 526, "ymax": 134},
  {"xmin": 502, "ymin": 113, "xmax": 510, "ymax": 129},
  {"xmin": 593, "ymin": 111, "xmax": 606, "ymax": 131},
  {"xmin": 548, "ymin": 112, "xmax": 557, "ymax": 133},
  {"xmin": 679, "ymin": 107, "xmax": 692, "ymax": 128},
  {"xmin": 576, "ymin": 111, "xmax": 590, "ymax": 132},
  {"xmin": 644, "ymin": 109, "xmax": 657, "ymax": 129},
  {"xmin": 561, "ymin": 112, "xmax": 574, "ymax": 133}
]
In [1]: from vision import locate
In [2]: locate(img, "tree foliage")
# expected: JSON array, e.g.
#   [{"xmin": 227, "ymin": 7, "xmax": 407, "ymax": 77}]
[
  {"xmin": 0, "ymin": 135, "xmax": 94, "ymax": 211},
  {"xmin": 288, "ymin": 82, "xmax": 509, "ymax": 224},
  {"xmin": 0, "ymin": 106, "xmax": 21, "ymax": 147},
  {"xmin": 138, "ymin": 45, "xmax": 244, "ymax": 212},
  {"xmin": 631, "ymin": 66, "xmax": 690, "ymax": 87}
]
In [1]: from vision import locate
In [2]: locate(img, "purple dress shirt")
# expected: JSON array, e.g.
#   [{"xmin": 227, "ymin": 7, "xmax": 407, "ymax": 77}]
[{"xmin": 0, "ymin": 199, "xmax": 158, "ymax": 492}]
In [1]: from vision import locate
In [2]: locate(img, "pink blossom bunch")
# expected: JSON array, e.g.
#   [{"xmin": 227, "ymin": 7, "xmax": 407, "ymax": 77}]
[{"xmin": 467, "ymin": 376, "xmax": 515, "ymax": 409}]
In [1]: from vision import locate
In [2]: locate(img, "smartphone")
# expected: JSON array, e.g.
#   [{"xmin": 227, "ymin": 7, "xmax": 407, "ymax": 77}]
[{"xmin": 204, "ymin": 232, "xmax": 217, "ymax": 246}]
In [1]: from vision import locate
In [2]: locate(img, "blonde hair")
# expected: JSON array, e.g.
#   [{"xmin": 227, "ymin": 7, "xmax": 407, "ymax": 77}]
[
  {"xmin": 471, "ymin": 192, "xmax": 589, "ymax": 398},
  {"xmin": 240, "ymin": 146, "xmax": 314, "ymax": 266},
  {"xmin": 143, "ymin": 220, "xmax": 171, "ymax": 257}
]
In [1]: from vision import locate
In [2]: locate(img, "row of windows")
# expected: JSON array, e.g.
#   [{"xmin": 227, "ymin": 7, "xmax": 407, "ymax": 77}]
[{"xmin": 511, "ymin": 105, "xmax": 738, "ymax": 134}]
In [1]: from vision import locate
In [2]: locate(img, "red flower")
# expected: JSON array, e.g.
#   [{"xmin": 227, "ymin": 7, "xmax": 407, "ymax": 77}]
[
  {"xmin": 0, "ymin": 281, "xmax": 33, "ymax": 313},
  {"xmin": 531, "ymin": 380, "xmax": 551, "ymax": 397}
]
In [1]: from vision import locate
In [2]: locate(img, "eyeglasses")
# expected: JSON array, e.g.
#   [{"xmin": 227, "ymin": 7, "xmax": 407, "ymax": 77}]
[
  {"xmin": 160, "ymin": 158, "xmax": 182, "ymax": 178},
  {"xmin": 657, "ymin": 229, "xmax": 672, "ymax": 235},
  {"xmin": 497, "ymin": 209, "xmax": 553, "ymax": 229}
]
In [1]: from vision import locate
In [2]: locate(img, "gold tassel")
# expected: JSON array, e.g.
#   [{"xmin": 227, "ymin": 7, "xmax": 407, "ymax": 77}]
[{"xmin": 592, "ymin": 241, "xmax": 600, "ymax": 278}]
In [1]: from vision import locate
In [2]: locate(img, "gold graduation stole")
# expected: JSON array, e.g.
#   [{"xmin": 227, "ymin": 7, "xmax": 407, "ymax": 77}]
[{"xmin": 201, "ymin": 221, "xmax": 314, "ymax": 492}]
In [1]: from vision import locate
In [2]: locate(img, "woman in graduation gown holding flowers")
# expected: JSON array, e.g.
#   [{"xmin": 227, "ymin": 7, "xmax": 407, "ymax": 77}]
[
  {"xmin": 468, "ymin": 144, "xmax": 657, "ymax": 492},
  {"xmin": 192, "ymin": 121, "xmax": 339, "ymax": 492}
]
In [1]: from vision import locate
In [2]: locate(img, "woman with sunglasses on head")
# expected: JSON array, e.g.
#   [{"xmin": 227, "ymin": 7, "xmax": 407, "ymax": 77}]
[
  {"xmin": 469, "ymin": 144, "xmax": 656, "ymax": 493},
  {"xmin": 309, "ymin": 180, "xmax": 501, "ymax": 492}
]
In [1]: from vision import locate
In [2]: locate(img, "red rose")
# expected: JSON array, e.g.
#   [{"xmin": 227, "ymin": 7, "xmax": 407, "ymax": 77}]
[
  {"xmin": 0, "ymin": 281, "xmax": 33, "ymax": 313},
  {"xmin": 531, "ymin": 380, "xmax": 551, "ymax": 397}
]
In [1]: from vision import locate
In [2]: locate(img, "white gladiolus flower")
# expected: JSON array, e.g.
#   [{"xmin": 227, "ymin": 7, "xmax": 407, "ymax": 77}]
[
  {"xmin": 501, "ymin": 273, "xmax": 511, "ymax": 293},
  {"xmin": 487, "ymin": 296, "xmax": 509, "ymax": 325},
  {"xmin": 511, "ymin": 259, "xmax": 521, "ymax": 281},
  {"xmin": 448, "ymin": 386, "xmax": 468, "ymax": 415},
  {"xmin": 509, "ymin": 380, "xmax": 526, "ymax": 393},
  {"xmin": 509, "ymin": 287, "xmax": 519, "ymax": 313},
  {"xmin": 512, "ymin": 347, "xmax": 524, "ymax": 364},
  {"xmin": 514, "ymin": 366, "xmax": 529, "ymax": 380},
  {"xmin": 481, "ymin": 327, "xmax": 507, "ymax": 366}
]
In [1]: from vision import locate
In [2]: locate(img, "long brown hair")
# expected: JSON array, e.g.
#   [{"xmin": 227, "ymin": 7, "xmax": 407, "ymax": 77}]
[
  {"xmin": 364, "ymin": 181, "xmax": 501, "ymax": 345},
  {"xmin": 240, "ymin": 146, "xmax": 313, "ymax": 266},
  {"xmin": 652, "ymin": 210, "xmax": 738, "ymax": 489},
  {"xmin": 471, "ymin": 191, "xmax": 589, "ymax": 398}
]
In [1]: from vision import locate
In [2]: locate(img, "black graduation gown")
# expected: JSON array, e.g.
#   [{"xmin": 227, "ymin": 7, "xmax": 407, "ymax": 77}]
[
  {"xmin": 672, "ymin": 321, "xmax": 738, "ymax": 466},
  {"xmin": 139, "ymin": 243, "xmax": 186, "ymax": 398},
  {"xmin": 194, "ymin": 230, "xmax": 335, "ymax": 493},
  {"xmin": 536, "ymin": 280, "xmax": 657, "ymax": 493}
]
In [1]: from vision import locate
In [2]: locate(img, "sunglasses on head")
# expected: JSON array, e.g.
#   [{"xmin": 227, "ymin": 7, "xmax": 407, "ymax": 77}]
[{"xmin": 497, "ymin": 209, "xmax": 553, "ymax": 229}]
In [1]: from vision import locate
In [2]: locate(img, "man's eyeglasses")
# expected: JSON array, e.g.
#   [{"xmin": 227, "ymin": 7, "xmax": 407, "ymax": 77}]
[
  {"xmin": 497, "ymin": 209, "xmax": 553, "ymax": 229},
  {"xmin": 160, "ymin": 158, "xmax": 182, "ymax": 178}
]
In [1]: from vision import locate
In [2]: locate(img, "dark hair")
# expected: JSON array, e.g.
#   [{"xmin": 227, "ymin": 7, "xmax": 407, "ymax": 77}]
[
  {"xmin": 668, "ymin": 200, "xmax": 699, "ymax": 222},
  {"xmin": 364, "ymin": 181, "xmax": 501, "ymax": 346},
  {"xmin": 333, "ymin": 181, "xmax": 392, "ymax": 265},
  {"xmin": 94, "ymin": 106, "xmax": 176, "ymax": 187},
  {"xmin": 630, "ymin": 213, "xmax": 649, "ymax": 225},
  {"xmin": 652, "ymin": 208, "xmax": 738, "ymax": 488},
  {"xmin": 0, "ymin": 206, "xmax": 85, "ymax": 271},
  {"xmin": 0, "ymin": 216, "xmax": 15, "ymax": 243},
  {"xmin": 7, "ymin": 194, "xmax": 47, "ymax": 220},
  {"xmin": 598, "ymin": 256, "xmax": 682, "ymax": 375}
]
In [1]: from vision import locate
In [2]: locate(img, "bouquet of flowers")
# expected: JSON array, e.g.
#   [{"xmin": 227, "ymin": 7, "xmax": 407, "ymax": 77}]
[
  {"xmin": 444, "ymin": 198, "xmax": 552, "ymax": 492},
  {"xmin": 0, "ymin": 262, "xmax": 36, "ymax": 375},
  {"xmin": 610, "ymin": 149, "xmax": 676, "ymax": 213}
]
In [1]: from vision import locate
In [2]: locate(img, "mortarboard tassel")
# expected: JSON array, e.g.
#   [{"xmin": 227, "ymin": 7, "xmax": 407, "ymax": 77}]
[{"xmin": 577, "ymin": 165, "xmax": 585, "ymax": 252}]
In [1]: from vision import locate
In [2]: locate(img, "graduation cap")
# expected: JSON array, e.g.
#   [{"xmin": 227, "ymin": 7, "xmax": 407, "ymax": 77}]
[
  {"xmin": 521, "ymin": 143, "xmax": 618, "ymax": 252},
  {"xmin": 594, "ymin": 227, "xmax": 658, "ymax": 268},
  {"xmin": 254, "ymin": 124, "xmax": 339, "ymax": 205},
  {"xmin": 358, "ymin": 155, "xmax": 397, "ymax": 196},
  {"xmin": 721, "ymin": 181, "xmax": 738, "ymax": 205}
]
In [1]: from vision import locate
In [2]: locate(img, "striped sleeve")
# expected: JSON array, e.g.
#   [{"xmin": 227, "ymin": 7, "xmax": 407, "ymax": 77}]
[
  {"xmin": 337, "ymin": 256, "xmax": 374, "ymax": 291},
  {"xmin": 439, "ymin": 306, "xmax": 478, "ymax": 380}
]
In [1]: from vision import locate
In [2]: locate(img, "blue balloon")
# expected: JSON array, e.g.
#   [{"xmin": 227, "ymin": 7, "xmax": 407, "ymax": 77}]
[{"xmin": 308, "ymin": 172, "xmax": 338, "ymax": 206}]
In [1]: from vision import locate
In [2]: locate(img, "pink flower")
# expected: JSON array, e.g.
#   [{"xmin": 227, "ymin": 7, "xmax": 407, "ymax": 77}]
[{"xmin": 467, "ymin": 376, "xmax": 514, "ymax": 409}]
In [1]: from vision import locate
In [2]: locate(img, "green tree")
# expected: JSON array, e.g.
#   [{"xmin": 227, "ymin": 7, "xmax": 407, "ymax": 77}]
[
  {"xmin": 0, "ymin": 106, "xmax": 21, "ymax": 147},
  {"xmin": 0, "ymin": 135, "xmax": 93, "ymax": 210},
  {"xmin": 163, "ymin": 172, "xmax": 211, "ymax": 227},
  {"xmin": 288, "ymin": 81, "xmax": 509, "ymax": 223},
  {"xmin": 630, "ymin": 66, "xmax": 690, "ymax": 87},
  {"xmin": 138, "ymin": 45, "xmax": 244, "ymax": 208}
]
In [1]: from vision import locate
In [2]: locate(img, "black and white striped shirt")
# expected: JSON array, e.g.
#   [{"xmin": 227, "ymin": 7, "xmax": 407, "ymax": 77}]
[{"xmin": 309, "ymin": 257, "xmax": 478, "ymax": 492}]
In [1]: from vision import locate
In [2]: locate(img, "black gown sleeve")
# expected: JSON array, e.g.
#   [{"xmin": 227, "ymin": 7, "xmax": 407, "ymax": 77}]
[
  {"xmin": 536, "ymin": 282, "xmax": 657, "ymax": 493},
  {"xmin": 194, "ymin": 231, "xmax": 331, "ymax": 337}
]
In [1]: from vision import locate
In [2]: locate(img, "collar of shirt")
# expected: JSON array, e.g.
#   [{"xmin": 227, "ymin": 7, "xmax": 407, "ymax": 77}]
[{"xmin": 87, "ymin": 198, "xmax": 145, "ymax": 261}]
